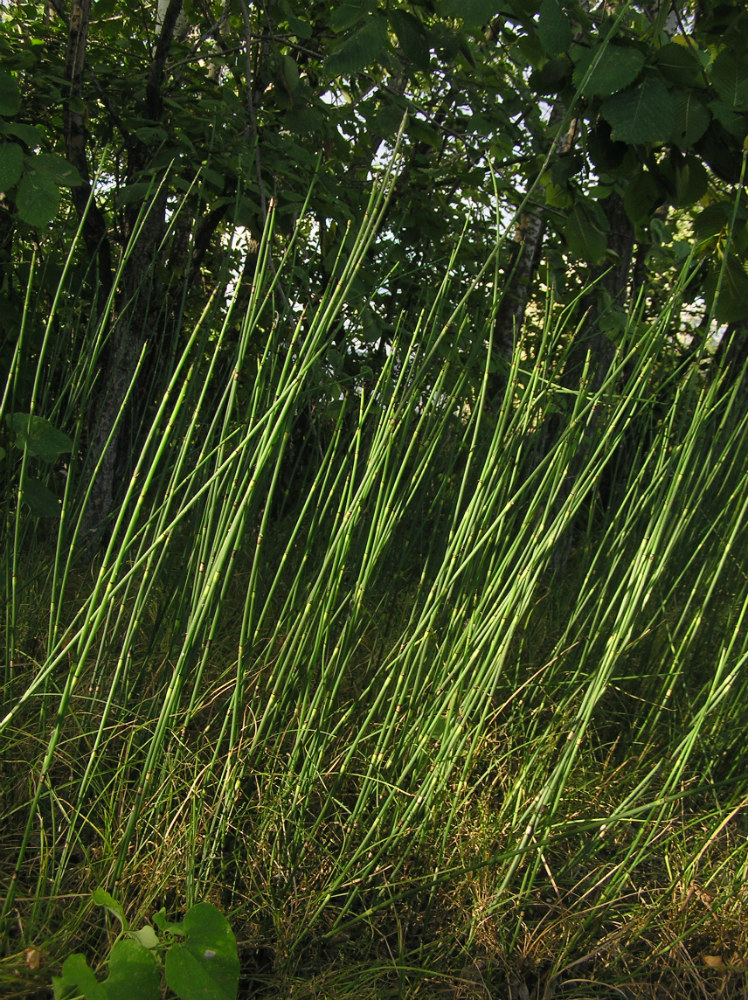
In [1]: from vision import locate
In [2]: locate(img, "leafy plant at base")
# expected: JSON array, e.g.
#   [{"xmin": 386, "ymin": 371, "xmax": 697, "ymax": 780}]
[
  {"xmin": 2, "ymin": 412, "xmax": 73, "ymax": 517},
  {"xmin": 52, "ymin": 891, "xmax": 239, "ymax": 1000}
]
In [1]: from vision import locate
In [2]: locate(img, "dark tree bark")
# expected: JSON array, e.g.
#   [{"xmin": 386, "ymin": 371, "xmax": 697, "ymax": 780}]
[
  {"xmin": 73, "ymin": 0, "xmax": 185, "ymax": 543},
  {"xmin": 489, "ymin": 105, "xmax": 577, "ymax": 403},
  {"xmin": 63, "ymin": 0, "xmax": 112, "ymax": 304}
]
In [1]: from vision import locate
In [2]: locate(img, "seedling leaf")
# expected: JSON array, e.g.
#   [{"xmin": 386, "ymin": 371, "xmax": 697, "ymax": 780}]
[
  {"xmin": 164, "ymin": 903, "xmax": 239, "ymax": 1000},
  {"xmin": 6, "ymin": 413, "xmax": 73, "ymax": 463}
]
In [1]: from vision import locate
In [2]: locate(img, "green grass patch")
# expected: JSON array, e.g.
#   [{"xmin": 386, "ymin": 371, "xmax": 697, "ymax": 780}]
[{"xmin": 1, "ymin": 180, "xmax": 747, "ymax": 999}]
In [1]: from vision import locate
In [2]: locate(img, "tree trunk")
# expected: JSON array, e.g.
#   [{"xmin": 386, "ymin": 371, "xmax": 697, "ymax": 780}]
[
  {"xmin": 489, "ymin": 104, "xmax": 577, "ymax": 402},
  {"xmin": 74, "ymin": 1, "xmax": 184, "ymax": 544}
]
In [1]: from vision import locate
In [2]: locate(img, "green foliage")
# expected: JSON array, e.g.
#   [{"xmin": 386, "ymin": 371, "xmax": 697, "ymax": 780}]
[
  {"xmin": 537, "ymin": 0, "xmax": 572, "ymax": 56},
  {"xmin": 600, "ymin": 73, "xmax": 674, "ymax": 144},
  {"xmin": 2, "ymin": 414, "xmax": 72, "ymax": 517},
  {"xmin": 5, "ymin": 413, "xmax": 72, "ymax": 465},
  {"xmin": 325, "ymin": 15, "xmax": 389, "ymax": 77},
  {"xmin": 52, "ymin": 892, "xmax": 238, "ymax": 1000},
  {"xmin": 573, "ymin": 43, "xmax": 645, "ymax": 97},
  {"xmin": 0, "ymin": 0, "xmax": 744, "ymax": 364},
  {"xmin": 0, "ymin": 64, "xmax": 83, "ymax": 227}
]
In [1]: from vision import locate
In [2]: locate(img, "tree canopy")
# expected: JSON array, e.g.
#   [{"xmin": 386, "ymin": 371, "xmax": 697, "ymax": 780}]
[{"xmin": 1, "ymin": 0, "xmax": 746, "ymax": 528}]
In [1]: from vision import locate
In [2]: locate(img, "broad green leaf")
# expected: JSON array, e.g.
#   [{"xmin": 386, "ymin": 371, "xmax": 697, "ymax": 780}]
[
  {"xmin": 16, "ymin": 170, "xmax": 60, "ymax": 227},
  {"xmin": 6, "ymin": 413, "xmax": 73, "ymax": 463},
  {"xmin": 375, "ymin": 101, "xmax": 407, "ymax": 134},
  {"xmin": 53, "ymin": 953, "xmax": 104, "ymax": 1000},
  {"xmin": 152, "ymin": 908, "xmax": 177, "ymax": 934},
  {"xmin": 442, "ymin": 0, "xmax": 499, "ymax": 29},
  {"xmin": 6, "ymin": 122, "xmax": 45, "ymax": 146},
  {"xmin": 693, "ymin": 202, "xmax": 732, "ymax": 245},
  {"xmin": 563, "ymin": 202, "xmax": 608, "ymax": 263},
  {"xmin": 390, "ymin": 10, "xmax": 430, "ymax": 69},
  {"xmin": 672, "ymin": 156, "xmax": 708, "ymax": 206},
  {"xmin": 573, "ymin": 44, "xmax": 645, "ymax": 97},
  {"xmin": 409, "ymin": 119, "xmax": 441, "ymax": 146},
  {"xmin": 537, "ymin": 0, "xmax": 571, "ymax": 56},
  {"xmin": 545, "ymin": 182, "xmax": 573, "ymax": 208},
  {"xmin": 200, "ymin": 165, "xmax": 224, "ymax": 190},
  {"xmin": 710, "ymin": 48, "xmax": 748, "ymax": 109},
  {"xmin": 286, "ymin": 12, "xmax": 312, "ymax": 39},
  {"xmin": 326, "ymin": 17, "xmax": 388, "ymax": 77},
  {"xmin": 116, "ymin": 181, "xmax": 153, "ymax": 204},
  {"xmin": 133, "ymin": 125, "xmax": 169, "ymax": 143},
  {"xmin": 20, "ymin": 478, "xmax": 61, "ymax": 518},
  {"xmin": 280, "ymin": 54, "xmax": 300, "ymax": 93},
  {"xmin": 623, "ymin": 169, "xmax": 662, "ymax": 228},
  {"xmin": 91, "ymin": 890, "xmax": 127, "ymax": 930},
  {"xmin": 530, "ymin": 57, "xmax": 572, "ymax": 95},
  {"xmin": 99, "ymin": 938, "xmax": 160, "ymax": 1000},
  {"xmin": 132, "ymin": 924, "xmax": 159, "ymax": 949},
  {"xmin": 709, "ymin": 99, "xmax": 744, "ymax": 137},
  {"xmin": 516, "ymin": 31, "xmax": 546, "ymax": 68},
  {"xmin": 33, "ymin": 152, "xmax": 83, "ymax": 187},
  {"xmin": 0, "ymin": 142, "xmax": 24, "ymax": 190},
  {"xmin": 284, "ymin": 105, "xmax": 325, "ymax": 136},
  {"xmin": 670, "ymin": 91, "xmax": 710, "ymax": 148},
  {"xmin": 601, "ymin": 74, "xmax": 674, "ymax": 144},
  {"xmin": 695, "ymin": 121, "xmax": 742, "ymax": 183},
  {"xmin": 164, "ymin": 903, "xmax": 239, "ymax": 1000},
  {"xmin": 653, "ymin": 42, "xmax": 703, "ymax": 87},
  {"xmin": 706, "ymin": 253, "xmax": 748, "ymax": 324},
  {"xmin": 0, "ymin": 70, "xmax": 20, "ymax": 116},
  {"xmin": 330, "ymin": 0, "xmax": 368, "ymax": 33},
  {"xmin": 598, "ymin": 307, "xmax": 628, "ymax": 339},
  {"xmin": 457, "ymin": 34, "xmax": 478, "ymax": 68}
]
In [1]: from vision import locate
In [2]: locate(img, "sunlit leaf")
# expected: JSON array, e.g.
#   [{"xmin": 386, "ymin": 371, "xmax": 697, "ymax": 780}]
[{"xmin": 92, "ymin": 888, "xmax": 128, "ymax": 929}]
